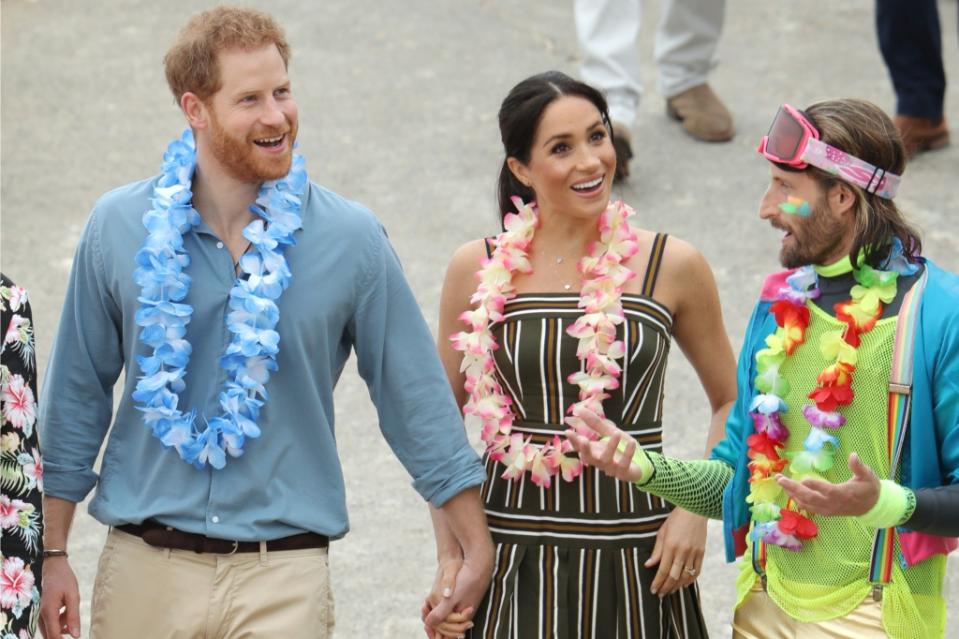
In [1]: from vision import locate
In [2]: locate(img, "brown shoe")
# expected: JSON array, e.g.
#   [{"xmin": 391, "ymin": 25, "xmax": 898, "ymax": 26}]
[
  {"xmin": 611, "ymin": 122, "xmax": 633, "ymax": 183},
  {"xmin": 894, "ymin": 115, "xmax": 950, "ymax": 158},
  {"xmin": 666, "ymin": 84, "xmax": 735, "ymax": 142}
]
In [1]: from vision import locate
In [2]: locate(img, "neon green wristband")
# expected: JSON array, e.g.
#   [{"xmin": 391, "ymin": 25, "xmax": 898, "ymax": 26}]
[{"xmin": 859, "ymin": 480, "xmax": 911, "ymax": 529}]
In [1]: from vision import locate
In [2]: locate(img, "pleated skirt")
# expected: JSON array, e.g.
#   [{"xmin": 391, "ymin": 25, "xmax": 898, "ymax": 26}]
[{"xmin": 469, "ymin": 436, "xmax": 709, "ymax": 639}]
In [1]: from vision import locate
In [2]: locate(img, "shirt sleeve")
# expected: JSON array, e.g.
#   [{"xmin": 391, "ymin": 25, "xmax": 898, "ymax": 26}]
[
  {"xmin": 904, "ymin": 484, "xmax": 959, "ymax": 535},
  {"xmin": 347, "ymin": 223, "xmax": 486, "ymax": 507},
  {"xmin": 39, "ymin": 208, "xmax": 125, "ymax": 502}
]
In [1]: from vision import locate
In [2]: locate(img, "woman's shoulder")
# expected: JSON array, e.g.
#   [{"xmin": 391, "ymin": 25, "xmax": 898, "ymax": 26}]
[
  {"xmin": 443, "ymin": 239, "xmax": 490, "ymax": 293},
  {"xmin": 629, "ymin": 229, "xmax": 709, "ymax": 278},
  {"xmin": 659, "ymin": 233, "xmax": 708, "ymax": 270},
  {"xmin": 627, "ymin": 228, "xmax": 715, "ymax": 308},
  {"xmin": 441, "ymin": 238, "xmax": 490, "ymax": 309},
  {"xmin": 447, "ymin": 238, "xmax": 490, "ymax": 274}
]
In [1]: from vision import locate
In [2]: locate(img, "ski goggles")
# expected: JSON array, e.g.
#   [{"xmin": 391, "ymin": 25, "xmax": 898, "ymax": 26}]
[{"xmin": 757, "ymin": 104, "xmax": 900, "ymax": 199}]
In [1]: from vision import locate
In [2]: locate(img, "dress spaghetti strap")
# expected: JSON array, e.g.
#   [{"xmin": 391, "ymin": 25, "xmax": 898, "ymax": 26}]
[{"xmin": 641, "ymin": 233, "xmax": 669, "ymax": 297}]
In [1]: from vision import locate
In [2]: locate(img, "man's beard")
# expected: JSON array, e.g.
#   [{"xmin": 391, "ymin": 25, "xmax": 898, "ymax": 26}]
[
  {"xmin": 207, "ymin": 109, "xmax": 297, "ymax": 183},
  {"xmin": 778, "ymin": 197, "xmax": 849, "ymax": 268}
]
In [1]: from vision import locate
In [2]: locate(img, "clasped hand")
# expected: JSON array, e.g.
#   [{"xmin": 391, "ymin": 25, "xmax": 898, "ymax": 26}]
[{"xmin": 422, "ymin": 548, "xmax": 494, "ymax": 638}]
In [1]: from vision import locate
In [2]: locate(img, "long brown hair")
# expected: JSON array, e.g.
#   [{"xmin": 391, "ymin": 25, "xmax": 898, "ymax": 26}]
[{"xmin": 801, "ymin": 99, "xmax": 921, "ymax": 268}]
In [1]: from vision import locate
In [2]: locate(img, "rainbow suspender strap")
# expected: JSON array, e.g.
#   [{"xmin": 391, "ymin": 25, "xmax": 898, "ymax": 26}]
[{"xmin": 867, "ymin": 269, "xmax": 928, "ymax": 593}]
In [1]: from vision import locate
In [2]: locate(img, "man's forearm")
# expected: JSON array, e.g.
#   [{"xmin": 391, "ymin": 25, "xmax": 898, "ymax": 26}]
[
  {"xmin": 43, "ymin": 495, "xmax": 78, "ymax": 550},
  {"xmin": 424, "ymin": 487, "xmax": 494, "ymax": 628},
  {"xmin": 437, "ymin": 487, "xmax": 493, "ymax": 559}
]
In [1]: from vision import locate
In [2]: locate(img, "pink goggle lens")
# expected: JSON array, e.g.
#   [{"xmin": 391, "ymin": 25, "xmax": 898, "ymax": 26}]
[{"xmin": 765, "ymin": 107, "xmax": 807, "ymax": 163}]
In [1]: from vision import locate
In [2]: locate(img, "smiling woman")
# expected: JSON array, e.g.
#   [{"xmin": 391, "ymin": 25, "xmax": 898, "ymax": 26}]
[{"xmin": 426, "ymin": 71, "xmax": 739, "ymax": 639}]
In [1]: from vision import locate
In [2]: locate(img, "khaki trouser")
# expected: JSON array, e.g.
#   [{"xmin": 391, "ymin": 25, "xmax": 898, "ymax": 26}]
[
  {"xmin": 90, "ymin": 528, "xmax": 334, "ymax": 639},
  {"xmin": 732, "ymin": 580, "xmax": 886, "ymax": 638}
]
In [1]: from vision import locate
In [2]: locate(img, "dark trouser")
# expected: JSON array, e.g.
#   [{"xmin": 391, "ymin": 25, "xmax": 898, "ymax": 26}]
[{"xmin": 876, "ymin": 0, "xmax": 948, "ymax": 120}]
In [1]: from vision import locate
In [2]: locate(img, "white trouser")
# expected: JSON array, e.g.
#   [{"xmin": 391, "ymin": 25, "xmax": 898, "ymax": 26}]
[{"xmin": 575, "ymin": 0, "xmax": 726, "ymax": 125}]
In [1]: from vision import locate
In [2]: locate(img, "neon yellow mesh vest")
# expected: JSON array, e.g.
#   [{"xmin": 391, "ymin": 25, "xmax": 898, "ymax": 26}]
[{"xmin": 735, "ymin": 303, "xmax": 946, "ymax": 639}]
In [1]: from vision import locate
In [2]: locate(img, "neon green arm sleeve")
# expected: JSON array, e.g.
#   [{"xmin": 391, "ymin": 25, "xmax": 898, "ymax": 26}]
[{"xmin": 626, "ymin": 447, "xmax": 732, "ymax": 520}]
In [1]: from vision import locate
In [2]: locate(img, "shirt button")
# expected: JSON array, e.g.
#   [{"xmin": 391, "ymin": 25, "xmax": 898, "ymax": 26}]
[
  {"xmin": 211, "ymin": 515, "xmax": 220, "ymax": 523},
  {"xmin": 216, "ymin": 241, "xmax": 224, "ymax": 249}
]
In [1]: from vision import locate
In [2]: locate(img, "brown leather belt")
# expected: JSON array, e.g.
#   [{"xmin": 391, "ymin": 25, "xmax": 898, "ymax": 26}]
[{"xmin": 116, "ymin": 521, "xmax": 329, "ymax": 554}]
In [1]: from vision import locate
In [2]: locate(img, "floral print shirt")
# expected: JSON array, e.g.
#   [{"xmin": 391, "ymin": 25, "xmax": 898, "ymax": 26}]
[{"xmin": 1, "ymin": 274, "xmax": 42, "ymax": 638}]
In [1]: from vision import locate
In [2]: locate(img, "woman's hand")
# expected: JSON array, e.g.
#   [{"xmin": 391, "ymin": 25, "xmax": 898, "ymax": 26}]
[
  {"xmin": 429, "ymin": 610, "xmax": 474, "ymax": 639},
  {"xmin": 565, "ymin": 408, "xmax": 648, "ymax": 483},
  {"xmin": 645, "ymin": 508, "xmax": 706, "ymax": 596}
]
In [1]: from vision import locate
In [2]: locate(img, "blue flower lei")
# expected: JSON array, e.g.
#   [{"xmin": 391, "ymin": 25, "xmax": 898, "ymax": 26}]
[{"xmin": 132, "ymin": 129, "xmax": 307, "ymax": 469}]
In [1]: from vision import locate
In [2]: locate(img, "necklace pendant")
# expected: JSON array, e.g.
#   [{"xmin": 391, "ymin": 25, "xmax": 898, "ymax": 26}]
[
  {"xmin": 564, "ymin": 283, "xmax": 572, "ymax": 290},
  {"xmin": 556, "ymin": 257, "xmax": 564, "ymax": 264}
]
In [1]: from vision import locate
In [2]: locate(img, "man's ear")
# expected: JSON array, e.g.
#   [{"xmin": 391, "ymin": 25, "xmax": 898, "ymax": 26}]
[
  {"xmin": 829, "ymin": 181, "xmax": 856, "ymax": 218},
  {"xmin": 181, "ymin": 92, "xmax": 208, "ymax": 130},
  {"xmin": 506, "ymin": 156, "xmax": 532, "ymax": 189}
]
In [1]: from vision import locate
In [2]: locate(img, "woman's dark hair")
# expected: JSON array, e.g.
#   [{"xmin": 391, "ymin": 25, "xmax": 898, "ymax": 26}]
[
  {"xmin": 779, "ymin": 99, "xmax": 921, "ymax": 268},
  {"xmin": 496, "ymin": 71, "xmax": 612, "ymax": 226}
]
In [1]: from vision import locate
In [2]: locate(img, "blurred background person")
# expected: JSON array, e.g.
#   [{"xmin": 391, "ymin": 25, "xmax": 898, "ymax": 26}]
[
  {"xmin": 575, "ymin": 0, "xmax": 734, "ymax": 182},
  {"xmin": 876, "ymin": 0, "xmax": 952, "ymax": 157}
]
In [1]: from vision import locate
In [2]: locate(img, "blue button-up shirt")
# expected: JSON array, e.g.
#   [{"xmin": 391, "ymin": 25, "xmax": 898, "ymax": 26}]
[{"xmin": 40, "ymin": 176, "xmax": 485, "ymax": 541}]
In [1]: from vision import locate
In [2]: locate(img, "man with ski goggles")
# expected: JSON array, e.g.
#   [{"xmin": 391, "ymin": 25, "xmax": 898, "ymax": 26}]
[{"xmin": 568, "ymin": 98, "xmax": 959, "ymax": 638}]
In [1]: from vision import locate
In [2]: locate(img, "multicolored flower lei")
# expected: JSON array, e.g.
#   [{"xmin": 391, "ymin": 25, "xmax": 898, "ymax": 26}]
[
  {"xmin": 131, "ymin": 129, "xmax": 307, "ymax": 470},
  {"xmin": 451, "ymin": 197, "xmax": 639, "ymax": 488},
  {"xmin": 747, "ymin": 240, "xmax": 917, "ymax": 550}
]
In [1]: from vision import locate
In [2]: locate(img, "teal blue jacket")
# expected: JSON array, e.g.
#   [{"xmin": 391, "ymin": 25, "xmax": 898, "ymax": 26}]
[{"xmin": 710, "ymin": 259, "xmax": 959, "ymax": 563}]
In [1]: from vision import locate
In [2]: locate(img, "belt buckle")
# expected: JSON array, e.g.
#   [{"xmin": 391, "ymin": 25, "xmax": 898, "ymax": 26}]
[{"xmin": 226, "ymin": 540, "xmax": 239, "ymax": 555}]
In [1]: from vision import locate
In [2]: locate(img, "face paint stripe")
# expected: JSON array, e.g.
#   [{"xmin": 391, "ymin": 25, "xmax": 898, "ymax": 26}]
[{"xmin": 779, "ymin": 196, "xmax": 812, "ymax": 217}]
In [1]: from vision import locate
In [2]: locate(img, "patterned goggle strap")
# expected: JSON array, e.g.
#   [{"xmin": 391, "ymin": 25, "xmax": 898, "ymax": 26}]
[{"xmin": 803, "ymin": 138, "xmax": 901, "ymax": 200}]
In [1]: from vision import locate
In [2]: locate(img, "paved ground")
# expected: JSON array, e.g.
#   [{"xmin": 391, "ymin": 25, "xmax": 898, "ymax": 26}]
[{"xmin": 2, "ymin": 0, "xmax": 957, "ymax": 636}]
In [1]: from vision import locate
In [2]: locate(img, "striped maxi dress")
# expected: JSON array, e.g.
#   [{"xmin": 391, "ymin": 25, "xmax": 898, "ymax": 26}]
[{"xmin": 468, "ymin": 234, "xmax": 708, "ymax": 639}]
